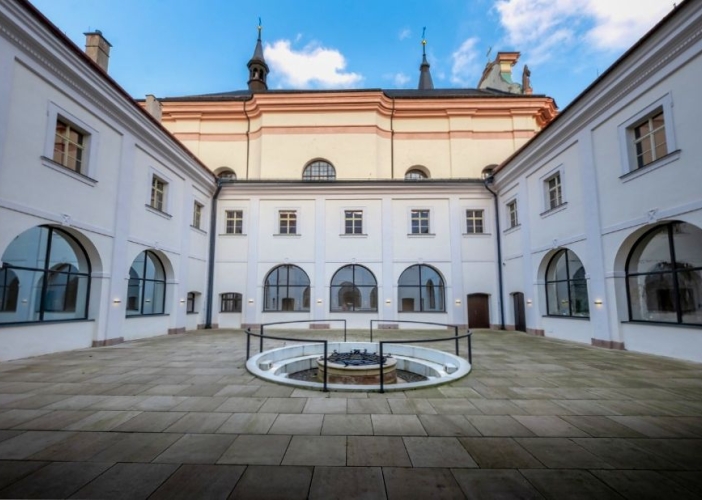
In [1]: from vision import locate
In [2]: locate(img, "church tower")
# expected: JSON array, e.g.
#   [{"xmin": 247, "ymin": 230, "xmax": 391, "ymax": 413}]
[
  {"xmin": 417, "ymin": 28, "xmax": 434, "ymax": 90},
  {"xmin": 247, "ymin": 20, "xmax": 269, "ymax": 92}
]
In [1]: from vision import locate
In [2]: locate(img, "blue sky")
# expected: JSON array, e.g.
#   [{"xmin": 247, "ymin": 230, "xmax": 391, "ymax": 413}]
[{"xmin": 30, "ymin": 0, "xmax": 674, "ymax": 109}]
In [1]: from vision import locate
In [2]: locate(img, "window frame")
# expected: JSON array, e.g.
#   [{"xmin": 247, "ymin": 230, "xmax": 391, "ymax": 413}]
[
  {"xmin": 220, "ymin": 292, "xmax": 242, "ymax": 313},
  {"xmin": 409, "ymin": 208, "xmax": 431, "ymax": 235},
  {"xmin": 618, "ymin": 94, "xmax": 678, "ymax": 178},
  {"xmin": 302, "ymin": 160, "xmax": 336, "ymax": 181},
  {"xmin": 224, "ymin": 209, "xmax": 245, "ymax": 235},
  {"xmin": 506, "ymin": 199, "xmax": 519, "ymax": 229},
  {"xmin": 330, "ymin": 264, "xmax": 378, "ymax": 312},
  {"xmin": 546, "ymin": 173, "xmax": 563, "ymax": 210},
  {"xmin": 192, "ymin": 201, "xmax": 204, "ymax": 230},
  {"xmin": 42, "ymin": 102, "xmax": 99, "ymax": 185},
  {"xmin": 263, "ymin": 265, "xmax": 311, "ymax": 312},
  {"xmin": 465, "ymin": 209, "xmax": 485, "ymax": 234},
  {"xmin": 126, "ymin": 250, "xmax": 167, "ymax": 317},
  {"xmin": 405, "ymin": 167, "xmax": 429, "ymax": 180},
  {"xmin": 278, "ymin": 210, "xmax": 298, "ymax": 235},
  {"xmin": 343, "ymin": 209, "xmax": 364, "ymax": 235},
  {"xmin": 544, "ymin": 249, "xmax": 590, "ymax": 318},
  {"xmin": 186, "ymin": 292, "xmax": 197, "ymax": 314},
  {"xmin": 397, "ymin": 264, "xmax": 446, "ymax": 313}
]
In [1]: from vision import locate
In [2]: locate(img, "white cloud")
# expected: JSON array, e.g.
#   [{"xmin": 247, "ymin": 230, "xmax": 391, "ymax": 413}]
[
  {"xmin": 399, "ymin": 28, "xmax": 412, "ymax": 41},
  {"xmin": 451, "ymin": 37, "xmax": 481, "ymax": 85},
  {"xmin": 393, "ymin": 72, "xmax": 411, "ymax": 87},
  {"xmin": 495, "ymin": 0, "xmax": 672, "ymax": 63},
  {"xmin": 264, "ymin": 40, "xmax": 363, "ymax": 89}
]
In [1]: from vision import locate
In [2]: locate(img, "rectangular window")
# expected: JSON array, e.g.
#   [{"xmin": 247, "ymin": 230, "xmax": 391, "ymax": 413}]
[
  {"xmin": 633, "ymin": 110, "xmax": 667, "ymax": 169},
  {"xmin": 344, "ymin": 210, "xmax": 363, "ymax": 234},
  {"xmin": 53, "ymin": 119, "xmax": 86, "ymax": 173},
  {"xmin": 411, "ymin": 209, "xmax": 430, "ymax": 234},
  {"xmin": 220, "ymin": 292, "xmax": 242, "ymax": 312},
  {"xmin": 187, "ymin": 292, "xmax": 196, "ymax": 313},
  {"xmin": 465, "ymin": 210, "xmax": 484, "ymax": 234},
  {"xmin": 192, "ymin": 202, "xmax": 203, "ymax": 229},
  {"xmin": 150, "ymin": 176, "xmax": 166, "ymax": 212},
  {"xmin": 507, "ymin": 200, "xmax": 518, "ymax": 228},
  {"xmin": 225, "ymin": 210, "xmax": 243, "ymax": 234},
  {"xmin": 546, "ymin": 173, "xmax": 562, "ymax": 210},
  {"xmin": 279, "ymin": 210, "xmax": 297, "ymax": 235}
]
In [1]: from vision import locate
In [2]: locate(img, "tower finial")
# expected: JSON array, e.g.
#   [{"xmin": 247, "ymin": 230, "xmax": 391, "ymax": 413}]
[
  {"xmin": 417, "ymin": 26, "xmax": 433, "ymax": 90},
  {"xmin": 421, "ymin": 27, "xmax": 427, "ymax": 56},
  {"xmin": 257, "ymin": 17, "xmax": 262, "ymax": 41}
]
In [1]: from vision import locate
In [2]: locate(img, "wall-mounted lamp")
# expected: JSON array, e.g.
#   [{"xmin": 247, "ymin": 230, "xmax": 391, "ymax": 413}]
[
  {"xmin": 454, "ymin": 299, "xmax": 461, "ymax": 306},
  {"xmin": 316, "ymin": 299, "xmax": 323, "ymax": 304},
  {"xmin": 248, "ymin": 299, "xmax": 254, "ymax": 304},
  {"xmin": 526, "ymin": 299, "xmax": 532, "ymax": 305},
  {"xmin": 385, "ymin": 299, "xmax": 391, "ymax": 305},
  {"xmin": 145, "ymin": 299, "xmax": 151, "ymax": 303},
  {"xmin": 594, "ymin": 299, "xmax": 603, "ymax": 305},
  {"xmin": 113, "ymin": 298, "xmax": 122, "ymax": 304},
  {"xmin": 180, "ymin": 299, "xmax": 186, "ymax": 304}
]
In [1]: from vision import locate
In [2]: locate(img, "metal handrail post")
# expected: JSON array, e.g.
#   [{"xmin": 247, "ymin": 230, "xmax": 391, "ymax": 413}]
[
  {"xmin": 246, "ymin": 328, "xmax": 251, "ymax": 359},
  {"xmin": 259, "ymin": 325, "xmax": 264, "ymax": 353},
  {"xmin": 323, "ymin": 341, "xmax": 329, "ymax": 392},
  {"xmin": 468, "ymin": 330, "xmax": 472, "ymax": 364},
  {"xmin": 343, "ymin": 320, "xmax": 347, "ymax": 342},
  {"xmin": 370, "ymin": 320, "xmax": 374, "ymax": 342},
  {"xmin": 454, "ymin": 325, "xmax": 459, "ymax": 355},
  {"xmin": 379, "ymin": 342, "xmax": 385, "ymax": 393}
]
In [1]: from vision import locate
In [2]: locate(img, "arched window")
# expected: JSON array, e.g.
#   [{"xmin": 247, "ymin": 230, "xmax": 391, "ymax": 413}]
[
  {"xmin": 302, "ymin": 160, "xmax": 336, "ymax": 181},
  {"xmin": 398, "ymin": 264, "xmax": 445, "ymax": 312},
  {"xmin": 264, "ymin": 265, "xmax": 310, "ymax": 312},
  {"xmin": 0, "ymin": 268, "xmax": 19, "ymax": 312},
  {"xmin": 0, "ymin": 226, "xmax": 90, "ymax": 323},
  {"xmin": 545, "ymin": 249, "xmax": 589, "ymax": 317},
  {"xmin": 627, "ymin": 222, "xmax": 702, "ymax": 325},
  {"xmin": 330, "ymin": 265, "xmax": 378, "ymax": 312},
  {"xmin": 405, "ymin": 167, "xmax": 429, "ymax": 180},
  {"xmin": 126, "ymin": 251, "xmax": 166, "ymax": 316},
  {"xmin": 216, "ymin": 168, "xmax": 236, "ymax": 180}
]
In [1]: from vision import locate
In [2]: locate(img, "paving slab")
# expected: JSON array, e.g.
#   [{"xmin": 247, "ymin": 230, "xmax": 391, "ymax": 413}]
[
  {"xmin": 282, "ymin": 435, "xmax": 346, "ymax": 466},
  {"xmin": 0, "ymin": 409, "xmax": 51, "ymax": 428},
  {"xmin": 218, "ymin": 434, "xmax": 291, "ymax": 465},
  {"xmin": 215, "ymin": 396, "xmax": 267, "ymax": 412},
  {"xmin": 0, "ymin": 461, "xmax": 111, "ymax": 499},
  {"xmin": 560, "ymin": 415, "xmax": 646, "ymax": 437},
  {"xmin": 514, "ymin": 438, "xmax": 612, "ymax": 469},
  {"xmin": 303, "ymin": 397, "xmax": 348, "ymax": 414},
  {"xmin": 0, "ymin": 430, "xmax": 75, "ymax": 459},
  {"xmin": 269, "ymin": 414, "xmax": 323, "ymax": 435},
  {"xmin": 371, "ymin": 414, "xmax": 426, "ymax": 436},
  {"xmin": 230, "ymin": 465, "xmax": 313, "ymax": 500},
  {"xmin": 459, "ymin": 437, "xmax": 544, "ymax": 468},
  {"xmin": 112, "ymin": 411, "xmax": 186, "ymax": 432},
  {"xmin": 347, "ymin": 436, "xmax": 411, "ymax": 466},
  {"xmin": 70, "ymin": 462, "xmax": 179, "ymax": 499},
  {"xmin": 403, "ymin": 437, "xmax": 478, "ymax": 468},
  {"xmin": 259, "ymin": 397, "xmax": 307, "ymax": 413},
  {"xmin": 466, "ymin": 415, "xmax": 536, "ymax": 436},
  {"xmin": 217, "ymin": 412, "xmax": 277, "ymax": 434},
  {"xmin": 64, "ymin": 410, "xmax": 142, "ymax": 431},
  {"xmin": 659, "ymin": 471, "xmax": 702, "ymax": 496},
  {"xmin": 153, "ymin": 433, "xmax": 235, "ymax": 464},
  {"xmin": 0, "ymin": 461, "xmax": 49, "ymax": 490},
  {"xmin": 149, "ymin": 464, "xmax": 245, "ymax": 500},
  {"xmin": 469, "ymin": 399, "xmax": 528, "ymax": 415},
  {"xmin": 519, "ymin": 469, "xmax": 626, "ymax": 500},
  {"xmin": 309, "ymin": 466, "xmax": 385, "ymax": 500},
  {"xmin": 628, "ymin": 438, "xmax": 702, "ymax": 470},
  {"xmin": 171, "ymin": 396, "xmax": 228, "ymax": 411},
  {"xmin": 383, "ymin": 467, "xmax": 464, "ymax": 499},
  {"xmin": 512, "ymin": 416, "xmax": 590, "ymax": 437},
  {"xmin": 29, "ymin": 431, "xmax": 122, "ymax": 461},
  {"xmin": 163, "ymin": 411, "xmax": 230, "ymax": 433},
  {"xmin": 348, "ymin": 399, "xmax": 392, "ymax": 414},
  {"xmin": 591, "ymin": 469, "xmax": 700, "ymax": 500},
  {"xmin": 322, "ymin": 414, "xmax": 373, "ymax": 435},
  {"xmin": 88, "ymin": 432, "xmax": 181, "ymax": 462},
  {"xmin": 418, "ymin": 415, "xmax": 481, "ymax": 437},
  {"xmin": 451, "ymin": 468, "xmax": 544, "ymax": 499}
]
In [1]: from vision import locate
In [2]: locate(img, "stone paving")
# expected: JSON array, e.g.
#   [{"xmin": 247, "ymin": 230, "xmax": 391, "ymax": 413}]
[{"xmin": 0, "ymin": 328, "xmax": 701, "ymax": 499}]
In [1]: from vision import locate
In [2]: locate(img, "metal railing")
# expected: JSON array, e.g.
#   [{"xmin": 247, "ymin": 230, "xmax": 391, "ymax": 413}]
[
  {"xmin": 370, "ymin": 319, "xmax": 462, "ymax": 353},
  {"xmin": 378, "ymin": 330, "xmax": 473, "ymax": 393},
  {"xmin": 244, "ymin": 328, "xmax": 329, "ymax": 392},
  {"xmin": 258, "ymin": 319, "xmax": 347, "ymax": 353}
]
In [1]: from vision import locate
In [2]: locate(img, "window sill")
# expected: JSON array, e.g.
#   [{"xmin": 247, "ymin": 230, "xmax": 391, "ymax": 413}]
[
  {"xmin": 219, "ymin": 233, "xmax": 246, "ymax": 237},
  {"xmin": 41, "ymin": 156, "xmax": 97, "ymax": 186},
  {"xmin": 620, "ymin": 149, "xmax": 681, "ymax": 183},
  {"xmin": 274, "ymin": 233, "xmax": 301, "ymax": 237},
  {"xmin": 262, "ymin": 310, "xmax": 311, "ymax": 313},
  {"xmin": 220, "ymin": 311, "xmax": 242, "ymax": 314},
  {"xmin": 540, "ymin": 202, "xmax": 568, "ymax": 218},
  {"xmin": 407, "ymin": 233, "xmax": 436, "ymax": 238},
  {"xmin": 462, "ymin": 232, "xmax": 491, "ymax": 237},
  {"xmin": 340, "ymin": 233, "xmax": 368, "ymax": 238},
  {"xmin": 622, "ymin": 320, "xmax": 702, "ymax": 329},
  {"xmin": 190, "ymin": 225, "xmax": 207, "ymax": 235},
  {"xmin": 504, "ymin": 224, "xmax": 521, "ymax": 235},
  {"xmin": 186, "ymin": 311, "xmax": 198, "ymax": 315},
  {"xmin": 125, "ymin": 313, "xmax": 169, "ymax": 319},
  {"xmin": 0, "ymin": 318, "xmax": 93, "ymax": 328},
  {"xmin": 145, "ymin": 205, "xmax": 172, "ymax": 219},
  {"xmin": 543, "ymin": 314, "xmax": 590, "ymax": 321},
  {"xmin": 398, "ymin": 310, "xmax": 447, "ymax": 314}
]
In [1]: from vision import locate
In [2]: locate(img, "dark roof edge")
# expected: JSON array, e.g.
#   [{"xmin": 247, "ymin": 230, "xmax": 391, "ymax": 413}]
[
  {"xmin": 218, "ymin": 178, "xmax": 486, "ymax": 185},
  {"xmin": 494, "ymin": 0, "xmax": 687, "ymax": 175},
  {"xmin": 16, "ymin": 0, "xmax": 216, "ymax": 182}
]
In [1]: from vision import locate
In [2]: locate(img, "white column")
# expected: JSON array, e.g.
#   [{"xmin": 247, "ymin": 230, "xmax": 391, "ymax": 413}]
[
  {"xmin": 313, "ymin": 198, "xmax": 326, "ymax": 320},
  {"xmin": 245, "ymin": 196, "xmax": 261, "ymax": 326},
  {"xmin": 448, "ymin": 196, "xmax": 466, "ymax": 326},
  {"xmin": 0, "ymin": 39, "xmax": 14, "ymax": 172},
  {"xmin": 380, "ymin": 196, "xmax": 396, "ymax": 322}
]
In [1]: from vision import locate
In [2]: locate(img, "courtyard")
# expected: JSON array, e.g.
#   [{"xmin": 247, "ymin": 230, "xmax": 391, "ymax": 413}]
[{"xmin": 0, "ymin": 328, "xmax": 700, "ymax": 499}]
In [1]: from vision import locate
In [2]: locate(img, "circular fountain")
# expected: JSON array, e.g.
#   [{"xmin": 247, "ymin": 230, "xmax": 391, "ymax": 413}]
[{"xmin": 246, "ymin": 341, "xmax": 471, "ymax": 392}]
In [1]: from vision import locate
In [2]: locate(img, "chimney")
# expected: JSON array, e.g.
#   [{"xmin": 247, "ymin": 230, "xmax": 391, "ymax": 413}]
[
  {"xmin": 84, "ymin": 30, "xmax": 111, "ymax": 72},
  {"xmin": 145, "ymin": 95, "xmax": 162, "ymax": 122}
]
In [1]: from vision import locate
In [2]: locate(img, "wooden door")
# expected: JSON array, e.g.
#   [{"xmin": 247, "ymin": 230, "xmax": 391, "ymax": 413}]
[
  {"xmin": 513, "ymin": 292, "xmax": 526, "ymax": 332},
  {"xmin": 467, "ymin": 293, "xmax": 490, "ymax": 329}
]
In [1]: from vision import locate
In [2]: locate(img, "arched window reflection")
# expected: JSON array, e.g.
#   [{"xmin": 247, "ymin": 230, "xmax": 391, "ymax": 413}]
[
  {"xmin": 627, "ymin": 222, "xmax": 702, "ymax": 325},
  {"xmin": 398, "ymin": 264, "xmax": 445, "ymax": 312},
  {"xmin": 0, "ymin": 226, "xmax": 90, "ymax": 323},
  {"xmin": 545, "ymin": 249, "xmax": 589, "ymax": 317},
  {"xmin": 330, "ymin": 265, "xmax": 378, "ymax": 312},
  {"xmin": 264, "ymin": 265, "xmax": 310, "ymax": 312},
  {"xmin": 126, "ymin": 251, "xmax": 166, "ymax": 316}
]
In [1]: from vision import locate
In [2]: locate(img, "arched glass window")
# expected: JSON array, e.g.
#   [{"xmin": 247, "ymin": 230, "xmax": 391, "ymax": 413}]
[
  {"xmin": 216, "ymin": 168, "xmax": 236, "ymax": 180},
  {"xmin": 330, "ymin": 265, "xmax": 378, "ymax": 312},
  {"xmin": 264, "ymin": 265, "xmax": 310, "ymax": 312},
  {"xmin": 0, "ymin": 226, "xmax": 90, "ymax": 323},
  {"xmin": 405, "ymin": 168, "xmax": 428, "ymax": 180},
  {"xmin": 545, "ymin": 249, "xmax": 589, "ymax": 317},
  {"xmin": 398, "ymin": 264, "xmax": 445, "ymax": 312},
  {"xmin": 627, "ymin": 222, "xmax": 702, "ymax": 325},
  {"xmin": 126, "ymin": 251, "xmax": 166, "ymax": 316},
  {"xmin": 0, "ymin": 268, "xmax": 19, "ymax": 312},
  {"xmin": 302, "ymin": 160, "xmax": 336, "ymax": 181}
]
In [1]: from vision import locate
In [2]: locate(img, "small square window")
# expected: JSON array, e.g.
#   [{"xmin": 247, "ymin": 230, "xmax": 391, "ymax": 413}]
[
  {"xmin": 633, "ymin": 110, "xmax": 667, "ymax": 169},
  {"xmin": 546, "ymin": 173, "xmax": 563, "ymax": 210},
  {"xmin": 466, "ymin": 210, "xmax": 484, "ymax": 234},
  {"xmin": 507, "ymin": 200, "xmax": 518, "ymax": 228},
  {"xmin": 225, "ymin": 210, "xmax": 243, "ymax": 234},
  {"xmin": 344, "ymin": 210, "xmax": 363, "ymax": 234},
  {"xmin": 411, "ymin": 209, "xmax": 430, "ymax": 234},
  {"xmin": 53, "ymin": 119, "xmax": 86, "ymax": 173},
  {"xmin": 279, "ymin": 210, "xmax": 297, "ymax": 235},
  {"xmin": 150, "ymin": 176, "xmax": 167, "ymax": 212},
  {"xmin": 192, "ymin": 202, "xmax": 204, "ymax": 229},
  {"xmin": 221, "ymin": 292, "xmax": 242, "ymax": 312}
]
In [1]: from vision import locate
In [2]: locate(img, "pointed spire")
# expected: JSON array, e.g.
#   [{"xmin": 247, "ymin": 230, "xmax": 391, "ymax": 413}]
[
  {"xmin": 247, "ymin": 18, "xmax": 269, "ymax": 92},
  {"xmin": 418, "ymin": 27, "xmax": 434, "ymax": 90}
]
